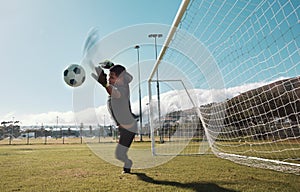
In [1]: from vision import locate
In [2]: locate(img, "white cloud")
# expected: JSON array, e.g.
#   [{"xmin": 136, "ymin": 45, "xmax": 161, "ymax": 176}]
[{"xmin": 7, "ymin": 77, "xmax": 286, "ymax": 126}]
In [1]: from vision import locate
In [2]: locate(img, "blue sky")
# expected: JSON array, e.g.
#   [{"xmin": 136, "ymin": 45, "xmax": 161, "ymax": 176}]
[
  {"xmin": 1, "ymin": 0, "xmax": 299, "ymax": 126},
  {"xmin": 0, "ymin": 0, "xmax": 182, "ymax": 125}
]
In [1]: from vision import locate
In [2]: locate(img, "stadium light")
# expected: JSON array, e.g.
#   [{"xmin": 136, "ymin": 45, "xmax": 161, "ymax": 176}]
[
  {"xmin": 134, "ymin": 45, "xmax": 143, "ymax": 142},
  {"xmin": 148, "ymin": 33, "xmax": 164, "ymax": 143}
]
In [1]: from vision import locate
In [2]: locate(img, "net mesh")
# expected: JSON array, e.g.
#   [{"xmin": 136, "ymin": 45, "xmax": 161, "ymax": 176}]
[{"xmin": 149, "ymin": 0, "xmax": 300, "ymax": 174}]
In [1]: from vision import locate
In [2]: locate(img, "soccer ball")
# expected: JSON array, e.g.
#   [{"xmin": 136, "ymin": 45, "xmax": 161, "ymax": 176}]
[{"xmin": 63, "ymin": 64, "xmax": 86, "ymax": 87}]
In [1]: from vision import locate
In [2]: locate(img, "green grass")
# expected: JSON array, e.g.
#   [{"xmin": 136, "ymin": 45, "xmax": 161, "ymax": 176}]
[{"xmin": 0, "ymin": 143, "xmax": 299, "ymax": 192}]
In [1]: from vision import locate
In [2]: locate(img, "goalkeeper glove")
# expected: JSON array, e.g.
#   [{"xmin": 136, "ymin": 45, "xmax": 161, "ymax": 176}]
[
  {"xmin": 91, "ymin": 66, "xmax": 108, "ymax": 87},
  {"xmin": 99, "ymin": 60, "xmax": 114, "ymax": 69}
]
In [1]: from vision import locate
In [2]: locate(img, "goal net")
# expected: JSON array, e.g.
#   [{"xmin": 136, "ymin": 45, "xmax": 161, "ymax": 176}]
[{"xmin": 148, "ymin": 0, "xmax": 300, "ymax": 175}]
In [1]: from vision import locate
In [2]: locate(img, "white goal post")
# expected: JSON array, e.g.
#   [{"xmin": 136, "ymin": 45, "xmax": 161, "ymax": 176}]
[{"xmin": 148, "ymin": 0, "xmax": 300, "ymax": 175}]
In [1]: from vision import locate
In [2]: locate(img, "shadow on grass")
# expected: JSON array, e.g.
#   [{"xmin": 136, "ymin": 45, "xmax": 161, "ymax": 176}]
[{"xmin": 133, "ymin": 173, "xmax": 237, "ymax": 192}]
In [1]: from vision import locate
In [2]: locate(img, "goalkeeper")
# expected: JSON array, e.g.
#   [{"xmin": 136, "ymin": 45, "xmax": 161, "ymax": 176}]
[{"xmin": 92, "ymin": 61, "xmax": 137, "ymax": 174}]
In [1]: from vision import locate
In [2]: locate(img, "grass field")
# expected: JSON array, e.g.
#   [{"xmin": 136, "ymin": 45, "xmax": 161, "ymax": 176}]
[{"xmin": 0, "ymin": 142, "xmax": 299, "ymax": 192}]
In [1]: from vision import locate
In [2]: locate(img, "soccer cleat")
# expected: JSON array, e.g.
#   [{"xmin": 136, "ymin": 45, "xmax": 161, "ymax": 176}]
[
  {"xmin": 122, "ymin": 159, "xmax": 132, "ymax": 174},
  {"xmin": 122, "ymin": 168, "xmax": 131, "ymax": 174}
]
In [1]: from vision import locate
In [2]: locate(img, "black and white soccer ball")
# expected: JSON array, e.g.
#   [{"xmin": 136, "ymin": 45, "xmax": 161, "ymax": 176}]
[{"xmin": 63, "ymin": 64, "xmax": 86, "ymax": 87}]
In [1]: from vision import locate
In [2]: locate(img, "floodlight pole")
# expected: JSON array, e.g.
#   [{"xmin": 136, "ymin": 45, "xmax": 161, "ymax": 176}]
[
  {"xmin": 135, "ymin": 45, "xmax": 143, "ymax": 142},
  {"xmin": 9, "ymin": 116, "xmax": 15, "ymax": 145},
  {"xmin": 43, "ymin": 123, "xmax": 47, "ymax": 145},
  {"xmin": 146, "ymin": 103, "xmax": 151, "ymax": 139},
  {"xmin": 56, "ymin": 116, "xmax": 58, "ymax": 139},
  {"xmin": 148, "ymin": 33, "xmax": 164, "ymax": 143}
]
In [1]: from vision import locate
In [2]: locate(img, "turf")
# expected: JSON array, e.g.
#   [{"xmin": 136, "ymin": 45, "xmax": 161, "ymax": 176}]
[{"xmin": 0, "ymin": 143, "xmax": 299, "ymax": 192}]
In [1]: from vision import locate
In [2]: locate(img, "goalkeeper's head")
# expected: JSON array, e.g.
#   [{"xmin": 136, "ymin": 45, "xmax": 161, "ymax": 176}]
[{"xmin": 109, "ymin": 64, "xmax": 133, "ymax": 85}]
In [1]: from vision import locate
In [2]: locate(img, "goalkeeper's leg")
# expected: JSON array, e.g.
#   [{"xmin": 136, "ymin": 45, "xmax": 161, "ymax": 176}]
[{"xmin": 115, "ymin": 127, "xmax": 136, "ymax": 173}]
